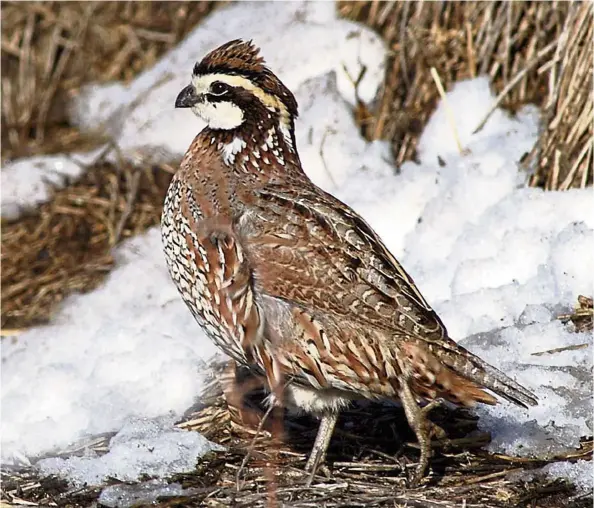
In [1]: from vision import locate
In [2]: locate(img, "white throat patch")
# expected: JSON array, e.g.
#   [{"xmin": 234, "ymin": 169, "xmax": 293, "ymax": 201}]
[
  {"xmin": 221, "ymin": 137, "xmax": 247, "ymax": 165},
  {"xmin": 191, "ymin": 100, "xmax": 244, "ymax": 130}
]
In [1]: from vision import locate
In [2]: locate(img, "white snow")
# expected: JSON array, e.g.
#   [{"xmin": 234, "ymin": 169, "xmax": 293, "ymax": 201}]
[
  {"xmin": 541, "ymin": 460, "xmax": 594, "ymax": 494},
  {"xmin": 37, "ymin": 416, "xmax": 222, "ymax": 487},
  {"xmin": 1, "ymin": 0, "xmax": 592, "ymax": 495},
  {"xmin": 0, "ymin": 149, "xmax": 105, "ymax": 220},
  {"xmin": 1, "ymin": 228, "xmax": 221, "ymax": 466}
]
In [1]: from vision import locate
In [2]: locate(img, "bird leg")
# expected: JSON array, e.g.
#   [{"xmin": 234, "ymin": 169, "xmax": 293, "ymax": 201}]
[
  {"xmin": 420, "ymin": 400, "xmax": 447, "ymax": 440},
  {"xmin": 399, "ymin": 382, "xmax": 438, "ymax": 486},
  {"xmin": 304, "ymin": 412, "xmax": 338, "ymax": 486}
]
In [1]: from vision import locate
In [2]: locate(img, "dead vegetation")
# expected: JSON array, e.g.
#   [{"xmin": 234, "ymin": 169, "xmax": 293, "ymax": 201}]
[
  {"xmin": 557, "ymin": 295, "xmax": 594, "ymax": 334},
  {"xmin": 1, "ymin": 0, "xmax": 215, "ymax": 330},
  {"xmin": 527, "ymin": 4, "xmax": 593, "ymax": 190},
  {"xmin": 1, "ymin": 154, "xmax": 174, "ymax": 330},
  {"xmin": 1, "ymin": 1, "xmax": 221, "ymax": 161},
  {"xmin": 339, "ymin": 1, "xmax": 593, "ymax": 189},
  {"xmin": 2, "ymin": 366, "xmax": 592, "ymax": 507}
]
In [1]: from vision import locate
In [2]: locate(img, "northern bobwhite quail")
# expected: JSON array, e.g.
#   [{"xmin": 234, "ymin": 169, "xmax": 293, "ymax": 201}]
[{"xmin": 161, "ymin": 39, "xmax": 537, "ymax": 485}]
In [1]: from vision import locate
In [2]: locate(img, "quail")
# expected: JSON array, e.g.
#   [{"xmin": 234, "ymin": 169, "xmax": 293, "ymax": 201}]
[{"xmin": 161, "ymin": 39, "xmax": 537, "ymax": 485}]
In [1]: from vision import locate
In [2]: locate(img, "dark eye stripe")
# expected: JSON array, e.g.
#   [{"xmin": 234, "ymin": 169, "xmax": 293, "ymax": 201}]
[{"xmin": 208, "ymin": 95, "xmax": 232, "ymax": 104}]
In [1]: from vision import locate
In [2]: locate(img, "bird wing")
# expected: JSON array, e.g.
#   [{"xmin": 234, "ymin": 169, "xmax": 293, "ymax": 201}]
[
  {"xmin": 242, "ymin": 182, "xmax": 447, "ymax": 342},
  {"xmin": 239, "ymin": 182, "xmax": 537, "ymax": 408}
]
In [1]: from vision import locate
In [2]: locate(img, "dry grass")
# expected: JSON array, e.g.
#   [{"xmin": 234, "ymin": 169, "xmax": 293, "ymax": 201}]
[
  {"xmin": 339, "ymin": 1, "xmax": 592, "ymax": 190},
  {"xmin": 1, "ymin": 1, "xmax": 221, "ymax": 161},
  {"xmin": 557, "ymin": 295, "xmax": 594, "ymax": 334},
  {"xmin": 1, "ymin": 0, "xmax": 218, "ymax": 329},
  {"xmin": 1, "ymin": 154, "xmax": 174, "ymax": 330},
  {"xmin": 2, "ymin": 364, "xmax": 592, "ymax": 507},
  {"xmin": 526, "ymin": 2, "xmax": 593, "ymax": 190}
]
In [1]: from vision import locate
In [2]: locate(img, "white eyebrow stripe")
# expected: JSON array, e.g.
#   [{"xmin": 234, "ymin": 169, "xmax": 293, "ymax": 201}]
[{"xmin": 191, "ymin": 73, "xmax": 289, "ymax": 121}]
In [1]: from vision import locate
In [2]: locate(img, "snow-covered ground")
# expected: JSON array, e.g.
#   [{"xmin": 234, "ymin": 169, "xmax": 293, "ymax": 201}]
[
  {"xmin": 1, "ymin": 0, "xmax": 592, "ymax": 498},
  {"xmin": 0, "ymin": 149, "xmax": 105, "ymax": 220}
]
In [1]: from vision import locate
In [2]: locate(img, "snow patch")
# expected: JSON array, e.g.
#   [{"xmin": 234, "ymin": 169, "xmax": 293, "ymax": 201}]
[
  {"xmin": 1, "ymin": 150, "xmax": 103, "ymax": 220},
  {"xmin": 99, "ymin": 480, "xmax": 192, "ymax": 508},
  {"xmin": 1, "ymin": 228, "xmax": 221, "ymax": 464},
  {"xmin": 541, "ymin": 460, "xmax": 593, "ymax": 494},
  {"xmin": 38, "ymin": 416, "xmax": 222, "ymax": 487}
]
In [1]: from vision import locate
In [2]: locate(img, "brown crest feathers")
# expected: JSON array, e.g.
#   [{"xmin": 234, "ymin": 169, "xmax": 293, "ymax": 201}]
[{"xmin": 193, "ymin": 39, "xmax": 265, "ymax": 76}]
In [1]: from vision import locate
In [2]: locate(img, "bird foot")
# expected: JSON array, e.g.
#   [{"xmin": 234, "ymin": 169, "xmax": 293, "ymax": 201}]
[
  {"xmin": 304, "ymin": 463, "xmax": 332, "ymax": 487},
  {"xmin": 400, "ymin": 388, "xmax": 450, "ymax": 487},
  {"xmin": 304, "ymin": 412, "xmax": 338, "ymax": 486},
  {"xmin": 420, "ymin": 400, "xmax": 447, "ymax": 440}
]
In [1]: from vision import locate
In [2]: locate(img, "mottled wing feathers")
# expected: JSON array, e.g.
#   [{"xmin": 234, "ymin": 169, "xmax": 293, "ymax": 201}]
[
  {"xmin": 263, "ymin": 304, "xmax": 415, "ymax": 404},
  {"xmin": 245, "ymin": 183, "xmax": 447, "ymax": 342}
]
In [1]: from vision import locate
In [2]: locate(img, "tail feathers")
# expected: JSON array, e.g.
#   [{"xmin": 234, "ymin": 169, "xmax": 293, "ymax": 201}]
[
  {"xmin": 433, "ymin": 342, "xmax": 538, "ymax": 408},
  {"xmin": 400, "ymin": 340, "xmax": 538, "ymax": 409},
  {"xmin": 410, "ymin": 372, "xmax": 498, "ymax": 407},
  {"xmin": 440, "ymin": 370, "xmax": 498, "ymax": 406}
]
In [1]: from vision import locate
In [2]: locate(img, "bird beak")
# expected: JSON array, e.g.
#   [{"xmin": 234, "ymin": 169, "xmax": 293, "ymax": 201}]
[{"xmin": 175, "ymin": 84, "xmax": 199, "ymax": 108}]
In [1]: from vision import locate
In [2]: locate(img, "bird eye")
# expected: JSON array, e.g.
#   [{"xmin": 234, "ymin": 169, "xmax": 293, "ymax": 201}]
[{"xmin": 210, "ymin": 82, "xmax": 229, "ymax": 96}]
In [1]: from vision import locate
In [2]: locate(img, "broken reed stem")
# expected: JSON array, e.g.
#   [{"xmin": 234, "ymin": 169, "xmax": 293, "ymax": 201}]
[
  {"xmin": 112, "ymin": 168, "xmax": 142, "ymax": 245},
  {"xmin": 430, "ymin": 67, "xmax": 464, "ymax": 155},
  {"xmin": 531, "ymin": 343, "xmax": 589, "ymax": 357},
  {"xmin": 236, "ymin": 403, "xmax": 275, "ymax": 492},
  {"xmin": 466, "ymin": 22, "xmax": 476, "ymax": 79},
  {"xmin": 473, "ymin": 39, "xmax": 558, "ymax": 134}
]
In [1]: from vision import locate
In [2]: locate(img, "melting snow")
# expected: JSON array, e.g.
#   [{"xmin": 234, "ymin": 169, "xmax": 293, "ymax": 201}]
[
  {"xmin": 1, "ymin": 0, "xmax": 592, "ymax": 497},
  {"xmin": 98, "ymin": 479, "xmax": 194, "ymax": 508},
  {"xmin": 37, "ymin": 416, "xmax": 222, "ymax": 487}
]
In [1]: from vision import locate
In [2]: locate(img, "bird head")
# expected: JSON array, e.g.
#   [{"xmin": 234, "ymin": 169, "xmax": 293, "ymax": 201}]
[{"xmin": 176, "ymin": 39, "xmax": 298, "ymax": 132}]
